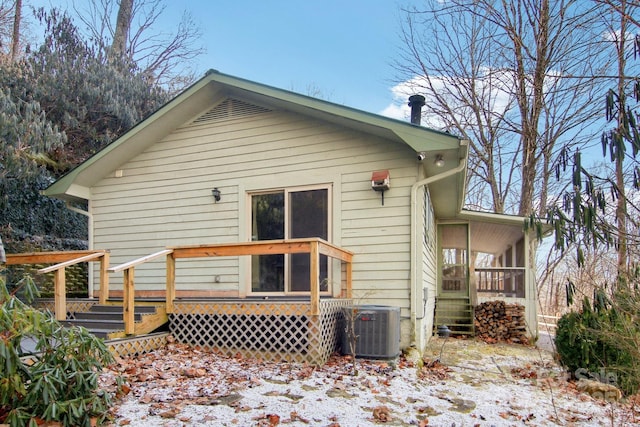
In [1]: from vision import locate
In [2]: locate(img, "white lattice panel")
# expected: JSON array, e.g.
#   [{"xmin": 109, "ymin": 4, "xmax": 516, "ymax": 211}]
[
  {"xmin": 107, "ymin": 333, "xmax": 169, "ymax": 358},
  {"xmin": 171, "ymin": 299, "xmax": 351, "ymax": 364}
]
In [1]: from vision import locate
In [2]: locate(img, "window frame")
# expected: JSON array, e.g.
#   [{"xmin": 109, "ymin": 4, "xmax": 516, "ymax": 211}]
[{"xmin": 247, "ymin": 183, "xmax": 332, "ymax": 296}]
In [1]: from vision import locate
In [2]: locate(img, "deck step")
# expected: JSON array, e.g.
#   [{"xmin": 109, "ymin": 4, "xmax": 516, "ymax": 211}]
[
  {"xmin": 89, "ymin": 305, "xmax": 157, "ymax": 313},
  {"xmin": 434, "ymin": 297, "xmax": 475, "ymax": 336},
  {"xmin": 64, "ymin": 304, "xmax": 168, "ymax": 340},
  {"xmin": 63, "ymin": 318, "xmax": 125, "ymax": 330},
  {"xmin": 74, "ymin": 311, "xmax": 143, "ymax": 322},
  {"xmin": 80, "ymin": 328, "xmax": 116, "ymax": 339}
]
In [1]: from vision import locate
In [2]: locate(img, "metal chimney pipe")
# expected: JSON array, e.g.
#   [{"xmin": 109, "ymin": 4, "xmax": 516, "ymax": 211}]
[{"xmin": 408, "ymin": 95, "xmax": 426, "ymax": 125}]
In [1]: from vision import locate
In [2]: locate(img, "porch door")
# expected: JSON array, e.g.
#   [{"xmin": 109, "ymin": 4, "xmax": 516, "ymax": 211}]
[
  {"xmin": 438, "ymin": 224, "xmax": 469, "ymax": 296},
  {"xmin": 251, "ymin": 187, "xmax": 329, "ymax": 293}
]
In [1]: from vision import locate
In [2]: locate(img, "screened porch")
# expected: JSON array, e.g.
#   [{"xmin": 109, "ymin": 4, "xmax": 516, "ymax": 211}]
[{"xmin": 439, "ymin": 215, "xmax": 531, "ymax": 301}]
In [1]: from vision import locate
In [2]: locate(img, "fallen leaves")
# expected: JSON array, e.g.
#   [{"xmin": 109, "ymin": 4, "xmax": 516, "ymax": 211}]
[
  {"xmin": 182, "ymin": 367, "xmax": 207, "ymax": 378},
  {"xmin": 510, "ymin": 364, "xmax": 538, "ymax": 379},
  {"xmin": 252, "ymin": 413, "xmax": 280, "ymax": 426},
  {"xmin": 418, "ymin": 358, "xmax": 452, "ymax": 380},
  {"xmin": 372, "ymin": 405, "xmax": 391, "ymax": 422},
  {"xmin": 158, "ymin": 407, "xmax": 180, "ymax": 419},
  {"xmin": 98, "ymin": 338, "xmax": 636, "ymax": 426}
]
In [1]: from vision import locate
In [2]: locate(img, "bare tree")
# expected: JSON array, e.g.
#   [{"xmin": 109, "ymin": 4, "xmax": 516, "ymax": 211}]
[
  {"xmin": 75, "ymin": 0, "xmax": 204, "ymax": 91},
  {"xmin": 395, "ymin": 0, "xmax": 610, "ymax": 216},
  {"xmin": 595, "ymin": 0, "xmax": 640, "ymax": 270},
  {"xmin": 110, "ymin": 0, "xmax": 132, "ymax": 60},
  {"xmin": 0, "ymin": 0, "xmax": 15, "ymax": 60}
]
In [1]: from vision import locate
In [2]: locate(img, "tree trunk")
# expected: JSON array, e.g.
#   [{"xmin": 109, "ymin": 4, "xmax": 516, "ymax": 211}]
[
  {"xmin": 518, "ymin": 0, "xmax": 550, "ymax": 216},
  {"xmin": 10, "ymin": 0, "xmax": 21, "ymax": 62},
  {"xmin": 111, "ymin": 0, "xmax": 134, "ymax": 61}
]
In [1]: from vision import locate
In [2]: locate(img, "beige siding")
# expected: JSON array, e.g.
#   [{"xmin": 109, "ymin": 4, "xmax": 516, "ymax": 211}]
[
  {"xmin": 92, "ymin": 106, "xmax": 419, "ymax": 304},
  {"xmin": 341, "ymin": 167, "xmax": 414, "ymax": 313},
  {"xmin": 420, "ymin": 187, "xmax": 438, "ymax": 347}
]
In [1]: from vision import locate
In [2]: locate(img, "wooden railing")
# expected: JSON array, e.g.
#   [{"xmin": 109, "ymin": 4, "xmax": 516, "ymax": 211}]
[
  {"xmin": 475, "ymin": 267, "xmax": 525, "ymax": 298},
  {"xmin": 538, "ymin": 314, "xmax": 559, "ymax": 332},
  {"xmin": 105, "ymin": 238, "xmax": 353, "ymax": 335},
  {"xmin": 6, "ymin": 239, "xmax": 353, "ymax": 335},
  {"xmin": 167, "ymin": 238, "xmax": 354, "ymax": 315},
  {"xmin": 5, "ymin": 250, "xmax": 110, "ymax": 321},
  {"xmin": 107, "ymin": 249, "xmax": 173, "ymax": 335}
]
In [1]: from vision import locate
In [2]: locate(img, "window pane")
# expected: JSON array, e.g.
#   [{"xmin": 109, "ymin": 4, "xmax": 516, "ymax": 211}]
[
  {"xmin": 252, "ymin": 254, "xmax": 284, "ymax": 292},
  {"xmin": 251, "ymin": 193, "xmax": 284, "ymax": 292},
  {"xmin": 252, "ymin": 193, "xmax": 284, "ymax": 241},
  {"xmin": 290, "ymin": 189, "xmax": 328, "ymax": 292},
  {"xmin": 290, "ymin": 189, "xmax": 328, "ymax": 239}
]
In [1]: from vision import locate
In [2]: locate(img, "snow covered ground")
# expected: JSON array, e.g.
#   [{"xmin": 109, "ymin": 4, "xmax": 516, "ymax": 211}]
[{"xmin": 100, "ymin": 337, "xmax": 638, "ymax": 426}]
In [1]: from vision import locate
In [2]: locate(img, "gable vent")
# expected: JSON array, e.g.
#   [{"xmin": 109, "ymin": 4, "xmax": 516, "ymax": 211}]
[{"xmin": 192, "ymin": 98, "xmax": 272, "ymax": 124}]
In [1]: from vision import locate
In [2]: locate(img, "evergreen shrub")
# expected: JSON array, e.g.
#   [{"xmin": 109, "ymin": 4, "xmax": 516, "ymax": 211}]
[
  {"xmin": 555, "ymin": 296, "xmax": 639, "ymax": 396},
  {"xmin": 0, "ymin": 272, "xmax": 118, "ymax": 427}
]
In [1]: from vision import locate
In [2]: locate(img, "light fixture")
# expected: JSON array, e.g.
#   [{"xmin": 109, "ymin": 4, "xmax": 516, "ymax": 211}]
[
  {"xmin": 434, "ymin": 154, "xmax": 445, "ymax": 168},
  {"xmin": 211, "ymin": 188, "xmax": 221, "ymax": 202}
]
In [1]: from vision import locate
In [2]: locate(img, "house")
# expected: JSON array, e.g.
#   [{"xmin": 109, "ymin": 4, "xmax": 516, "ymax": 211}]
[{"xmin": 42, "ymin": 70, "xmax": 539, "ymax": 363}]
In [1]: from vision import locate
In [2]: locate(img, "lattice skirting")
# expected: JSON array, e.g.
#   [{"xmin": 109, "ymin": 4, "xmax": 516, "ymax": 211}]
[
  {"xmin": 33, "ymin": 298, "xmax": 100, "ymax": 319},
  {"xmin": 107, "ymin": 332, "xmax": 169, "ymax": 358},
  {"xmin": 6, "ymin": 263, "xmax": 88, "ymax": 296},
  {"xmin": 170, "ymin": 299, "xmax": 352, "ymax": 365}
]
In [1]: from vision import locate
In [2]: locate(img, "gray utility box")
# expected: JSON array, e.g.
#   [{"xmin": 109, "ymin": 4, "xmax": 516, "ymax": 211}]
[{"xmin": 341, "ymin": 305, "xmax": 401, "ymax": 359}]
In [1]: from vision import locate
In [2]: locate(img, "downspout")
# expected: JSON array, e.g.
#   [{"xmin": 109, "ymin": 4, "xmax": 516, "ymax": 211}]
[
  {"xmin": 409, "ymin": 152, "xmax": 467, "ymax": 345},
  {"xmin": 65, "ymin": 202, "xmax": 95, "ymax": 298}
]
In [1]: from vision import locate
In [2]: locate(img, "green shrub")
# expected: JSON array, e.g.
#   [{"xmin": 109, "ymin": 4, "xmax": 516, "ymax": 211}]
[
  {"xmin": 555, "ymin": 296, "xmax": 639, "ymax": 395},
  {"xmin": 0, "ymin": 272, "xmax": 117, "ymax": 427}
]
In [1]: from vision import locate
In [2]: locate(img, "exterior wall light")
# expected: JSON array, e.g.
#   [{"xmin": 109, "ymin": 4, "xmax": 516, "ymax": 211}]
[
  {"xmin": 434, "ymin": 155, "xmax": 445, "ymax": 168},
  {"xmin": 212, "ymin": 188, "xmax": 221, "ymax": 202}
]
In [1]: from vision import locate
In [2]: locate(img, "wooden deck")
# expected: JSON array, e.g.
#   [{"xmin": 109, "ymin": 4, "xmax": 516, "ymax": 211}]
[{"xmin": 7, "ymin": 239, "xmax": 354, "ymax": 364}]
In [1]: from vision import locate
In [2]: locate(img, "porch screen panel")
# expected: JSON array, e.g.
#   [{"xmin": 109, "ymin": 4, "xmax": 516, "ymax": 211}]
[
  {"xmin": 515, "ymin": 237, "xmax": 525, "ymax": 294},
  {"xmin": 441, "ymin": 224, "xmax": 468, "ymax": 292},
  {"xmin": 289, "ymin": 189, "xmax": 328, "ymax": 291},
  {"xmin": 251, "ymin": 193, "xmax": 285, "ymax": 292}
]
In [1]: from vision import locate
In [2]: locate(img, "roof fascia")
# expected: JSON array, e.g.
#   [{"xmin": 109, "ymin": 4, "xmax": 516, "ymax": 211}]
[
  {"xmin": 457, "ymin": 209, "xmax": 528, "ymax": 225},
  {"xmin": 456, "ymin": 209, "xmax": 552, "ymax": 234}
]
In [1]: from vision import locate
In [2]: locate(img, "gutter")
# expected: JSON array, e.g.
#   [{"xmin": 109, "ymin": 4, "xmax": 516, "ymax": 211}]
[
  {"xmin": 65, "ymin": 202, "xmax": 95, "ymax": 298},
  {"xmin": 409, "ymin": 146, "xmax": 467, "ymax": 344}
]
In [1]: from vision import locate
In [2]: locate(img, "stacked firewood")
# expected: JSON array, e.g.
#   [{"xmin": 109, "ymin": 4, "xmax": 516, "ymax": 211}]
[{"xmin": 474, "ymin": 301, "xmax": 529, "ymax": 345}]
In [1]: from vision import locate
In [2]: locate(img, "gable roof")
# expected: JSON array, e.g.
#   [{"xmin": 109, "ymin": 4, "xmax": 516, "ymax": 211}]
[{"xmin": 44, "ymin": 70, "xmax": 467, "ymax": 209}]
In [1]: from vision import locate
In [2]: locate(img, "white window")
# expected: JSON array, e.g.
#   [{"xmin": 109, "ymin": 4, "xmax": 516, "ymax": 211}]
[{"xmin": 249, "ymin": 185, "xmax": 331, "ymax": 294}]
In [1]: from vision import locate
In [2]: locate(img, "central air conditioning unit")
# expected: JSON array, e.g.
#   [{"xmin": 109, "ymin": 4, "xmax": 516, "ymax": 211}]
[{"xmin": 341, "ymin": 305, "xmax": 401, "ymax": 359}]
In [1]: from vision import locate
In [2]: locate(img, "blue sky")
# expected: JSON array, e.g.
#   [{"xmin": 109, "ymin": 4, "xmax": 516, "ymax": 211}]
[
  {"xmin": 29, "ymin": 0, "xmax": 417, "ymax": 118},
  {"xmin": 183, "ymin": 1, "xmax": 410, "ymax": 115}
]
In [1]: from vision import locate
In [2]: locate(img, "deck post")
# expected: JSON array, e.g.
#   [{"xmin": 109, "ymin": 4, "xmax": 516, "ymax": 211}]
[
  {"xmin": 166, "ymin": 252, "xmax": 176, "ymax": 314},
  {"xmin": 345, "ymin": 260, "xmax": 352, "ymax": 298},
  {"xmin": 53, "ymin": 268, "xmax": 66, "ymax": 321},
  {"xmin": 99, "ymin": 251, "xmax": 110, "ymax": 304},
  {"xmin": 309, "ymin": 240, "xmax": 320, "ymax": 316},
  {"xmin": 123, "ymin": 267, "xmax": 135, "ymax": 335}
]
